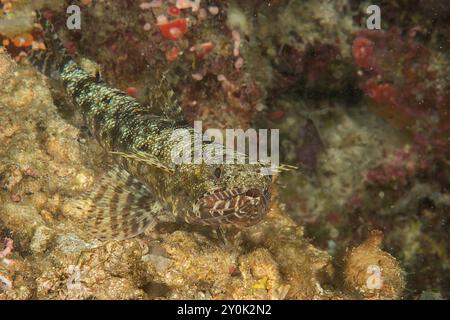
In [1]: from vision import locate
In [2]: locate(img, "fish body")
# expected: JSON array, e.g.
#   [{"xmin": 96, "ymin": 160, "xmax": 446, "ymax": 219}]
[{"xmin": 30, "ymin": 11, "xmax": 272, "ymax": 240}]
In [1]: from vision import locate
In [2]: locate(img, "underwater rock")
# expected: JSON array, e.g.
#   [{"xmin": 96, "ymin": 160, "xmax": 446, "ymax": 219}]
[
  {"xmin": 1, "ymin": 203, "xmax": 45, "ymax": 247},
  {"xmin": 8, "ymin": 0, "xmax": 449, "ymax": 300},
  {"xmin": 343, "ymin": 230, "xmax": 405, "ymax": 299},
  {"xmin": 0, "ymin": 48, "xmax": 16, "ymax": 84},
  {"xmin": 235, "ymin": 248, "xmax": 288, "ymax": 300},
  {"xmin": 0, "ymin": 62, "xmax": 279, "ymax": 299},
  {"xmin": 30, "ymin": 225, "xmax": 55, "ymax": 254},
  {"xmin": 0, "ymin": 60, "xmax": 394, "ymax": 300},
  {"xmin": 35, "ymin": 239, "xmax": 150, "ymax": 300}
]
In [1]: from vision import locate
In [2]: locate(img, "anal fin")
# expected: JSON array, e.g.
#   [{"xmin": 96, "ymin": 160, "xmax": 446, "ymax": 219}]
[{"xmin": 70, "ymin": 168, "xmax": 162, "ymax": 241}]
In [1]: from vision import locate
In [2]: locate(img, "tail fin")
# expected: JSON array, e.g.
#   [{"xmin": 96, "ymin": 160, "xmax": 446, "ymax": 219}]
[{"xmin": 29, "ymin": 10, "xmax": 72, "ymax": 80}]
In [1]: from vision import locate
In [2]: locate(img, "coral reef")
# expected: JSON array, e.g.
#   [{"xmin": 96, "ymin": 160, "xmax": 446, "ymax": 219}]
[
  {"xmin": 1, "ymin": 0, "xmax": 448, "ymax": 300},
  {"xmin": 0, "ymin": 47, "xmax": 16, "ymax": 84},
  {"xmin": 352, "ymin": 28, "xmax": 449, "ymax": 148},
  {"xmin": 0, "ymin": 49, "xmax": 405, "ymax": 300}
]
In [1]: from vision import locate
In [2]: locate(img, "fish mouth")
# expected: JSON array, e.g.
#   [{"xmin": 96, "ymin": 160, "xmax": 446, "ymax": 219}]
[{"xmin": 194, "ymin": 187, "xmax": 270, "ymax": 226}]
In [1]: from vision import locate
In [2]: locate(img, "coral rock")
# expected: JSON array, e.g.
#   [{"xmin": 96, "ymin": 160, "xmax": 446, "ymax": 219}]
[{"xmin": 344, "ymin": 230, "xmax": 405, "ymax": 299}]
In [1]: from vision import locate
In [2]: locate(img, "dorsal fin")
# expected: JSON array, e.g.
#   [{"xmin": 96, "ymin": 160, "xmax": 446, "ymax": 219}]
[{"xmin": 110, "ymin": 151, "xmax": 175, "ymax": 174}]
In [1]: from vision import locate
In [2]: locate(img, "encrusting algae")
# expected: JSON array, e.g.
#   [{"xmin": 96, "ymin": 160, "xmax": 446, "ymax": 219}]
[{"xmin": 0, "ymin": 47, "xmax": 16, "ymax": 84}]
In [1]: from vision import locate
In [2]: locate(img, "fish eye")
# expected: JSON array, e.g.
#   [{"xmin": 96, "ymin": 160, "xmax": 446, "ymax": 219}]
[{"xmin": 214, "ymin": 167, "xmax": 222, "ymax": 179}]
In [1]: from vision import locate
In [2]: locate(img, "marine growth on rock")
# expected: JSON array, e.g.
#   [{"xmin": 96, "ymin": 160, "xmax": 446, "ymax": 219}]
[{"xmin": 0, "ymin": 0, "xmax": 449, "ymax": 301}]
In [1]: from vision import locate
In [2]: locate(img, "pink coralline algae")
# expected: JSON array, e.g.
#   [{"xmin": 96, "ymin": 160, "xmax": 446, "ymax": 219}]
[
  {"xmin": 176, "ymin": 0, "xmax": 201, "ymax": 12},
  {"xmin": 189, "ymin": 41, "xmax": 214, "ymax": 59},
  {"xmin": 0, "ymin": 238, "xmax": 13, "ymax": 258},
  {"xmin": 126, "ymin": 87, "xmax": 138, "ymax": 97},
  {"xmin": 168, "ymin": 6, "xmax": 181, "ymax": 17},
  {"xmin": 165, "ymin": 46, "xmax": 180, "ymax": 61},
  {"xmin": 364, "ymin": 137, "xmax": 448, "ymax": 191},
  {"xmin": 366, "ymin": 147, "xmax": 419, "ymax": 188},
  {"xmin": 140, "ymin": 0, "xmax": 163, "ymax": 10},
  {"xmin": 352, "ymin": 36, "xmax": 375, "ymax": 71},
  {"xmin": 352, "ymin": 28, "xmax": 450, "ymax": 149},
  {"xmin": 0, "ymin": 237, "xmax": 14, "ymax": 267}
]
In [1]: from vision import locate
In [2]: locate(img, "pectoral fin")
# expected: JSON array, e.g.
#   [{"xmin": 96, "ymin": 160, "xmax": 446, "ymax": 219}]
[{"xmin": 71, "ymin": 168, "xmax": 163, "ymax": 241}]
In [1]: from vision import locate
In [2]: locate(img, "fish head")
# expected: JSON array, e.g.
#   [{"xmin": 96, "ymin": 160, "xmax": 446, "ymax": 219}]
[{"xmin": 172, "ymin": 161, "xmax": 272, "ymax": 227}]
